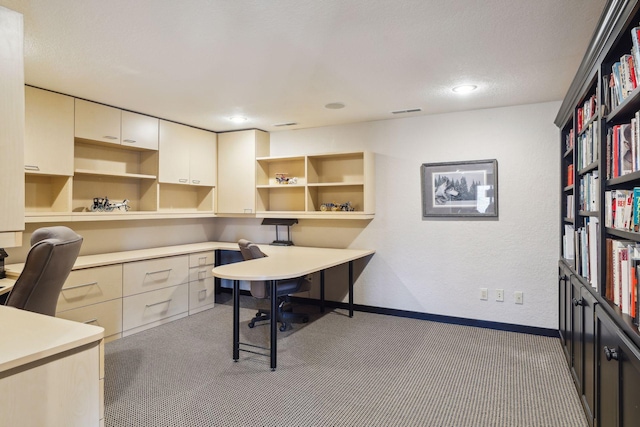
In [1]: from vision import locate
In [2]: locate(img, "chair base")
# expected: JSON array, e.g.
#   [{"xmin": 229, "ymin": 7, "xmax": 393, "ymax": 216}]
[{"xmin": 248, "ymin": 301, "xmax": 309, "ymax": 332}]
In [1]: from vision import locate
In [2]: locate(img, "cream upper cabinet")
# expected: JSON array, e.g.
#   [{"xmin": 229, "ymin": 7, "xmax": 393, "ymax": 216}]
[
  {"xmin": 158, "ymin": 120, "xmax": 216, "ymax": 186},
  {"xmin": 24, "ymin": 87, "xmax": 74, "ymax": 176},
  {"xmin": 75, "ymin": 99, "xmax": 121, "ymax": 145},
  {"xmin": 0, "ymin": 7, "xmax": 25, "ymax": 247},
  {"xmin": 189, "ymin": 128, "xmax": 217, "ymax": 186},
  {"xmin": 217, "ymin": 130, "xmax": 269, "ymax": 214},
  {"xmin": 121, "ymin": 111, "xmax": 159, "ymax": 150}
]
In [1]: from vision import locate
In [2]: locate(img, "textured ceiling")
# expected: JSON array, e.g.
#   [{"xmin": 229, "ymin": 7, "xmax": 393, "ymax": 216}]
[{"xmin": 1, "ymin": 0, "xmax": 607, "ymax": 132}]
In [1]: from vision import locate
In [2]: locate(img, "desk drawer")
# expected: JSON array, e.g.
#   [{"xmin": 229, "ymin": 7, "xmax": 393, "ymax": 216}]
[
  {"xmin": 189, "ymin": 251, "xmax": 215, "ymax": 268},
  {"xmin": 189, "ymin": 264, "xmax": 215, "ymax": 282},
  {"xmin": 123, "ymin": 256, "xmax": 189, "ymax": 297},
  {"xmin": 57, "ymin": 265, "xmax": 123, "ymax": 312},
  {"xmin": 57, "ymin": 298, "xmax": 123, "ymax": 340},
  {"xmin": 189, "ymin": 276, "xmax": 215, "ymax": 312},
  {"xmin": 122, "ymin": 283, "xmax": 189, "ymax": 331}
]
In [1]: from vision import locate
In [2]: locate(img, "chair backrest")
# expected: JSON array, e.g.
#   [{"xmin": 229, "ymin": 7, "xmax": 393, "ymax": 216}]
[
  {"xmin": 5, "ymin": 226, "xmax": 83, "ymax": 316},
  {"xmin": 237, "ymin": 239, "xmax": 269, "ymax": 298}
]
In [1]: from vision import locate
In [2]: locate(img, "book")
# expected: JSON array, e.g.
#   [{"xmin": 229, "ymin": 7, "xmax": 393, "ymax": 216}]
[
  {"xmin": 621, "ymin": 123, "xmax": 634, "ymax": 175},
  {"xmin": 632, "ymin": 26, "xmax": 640, "ymax": 78},
  {"xmin": 613, "ymin": 62, "xmax": 625, "ymax": 104},
  {"xmin": 588, "ymin": 217, "xmax": 599, "ymax": 289},
  {"xmin": 623, "ymin": 54, "xmax": 637, "ymax": 93},
  {"xmin": 634, "ymin": 187, "xmax": 640, "ymax": 232}
]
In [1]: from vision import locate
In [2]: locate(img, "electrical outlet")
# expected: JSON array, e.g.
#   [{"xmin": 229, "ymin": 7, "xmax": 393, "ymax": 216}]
[
  {"xmin": 480, "ymin": 288, "xmax": 488, "ymax": 300},
  {"xmin": 496, "ymin": 289, "xmax": 504, "ymax": 302},
  {"xmin": 515, "ymin": 291, "xmax": 523, "ymax": 304}
]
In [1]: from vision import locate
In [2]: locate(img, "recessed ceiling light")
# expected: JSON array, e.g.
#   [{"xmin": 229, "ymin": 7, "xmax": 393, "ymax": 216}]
[
  {"xmin": 229, "ymin": 116, "xmax": 247, "ymax": 123},
  {"xmin": 452, "ymin": 85, "xmax": 478, "ymax": 94},
  {"xmin": 325, "ymin": 102, "xmax": 346, "ymax": 109}
]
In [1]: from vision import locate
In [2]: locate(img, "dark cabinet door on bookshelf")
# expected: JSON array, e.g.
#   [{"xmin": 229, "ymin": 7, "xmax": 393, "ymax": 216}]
[{"xmin": 595, "ymin": 305, "xmax": 640, "ymax": 427}]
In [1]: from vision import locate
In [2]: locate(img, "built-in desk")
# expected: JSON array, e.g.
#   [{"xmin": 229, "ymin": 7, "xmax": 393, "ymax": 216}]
[
  {"xmin": 0, "ymin": 305, "xmax": 105, "ymax": 426},
  {"xmin": 211, "ymin": 244, "xmax": 375, "ymax": 370}
]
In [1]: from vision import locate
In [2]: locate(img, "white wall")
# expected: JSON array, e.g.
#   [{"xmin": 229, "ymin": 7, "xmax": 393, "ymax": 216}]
[{"xmin": 259, "ymin": 101, "xmax": 560, "ymax": 329}]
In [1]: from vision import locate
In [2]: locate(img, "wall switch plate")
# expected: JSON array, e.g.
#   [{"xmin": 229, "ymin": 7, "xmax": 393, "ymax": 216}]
[
  {"xmin": 480, "ymin": 288, "xmax": 488, "ymax": 300},
  {"xmin": 515, "ymin": 291, "xmax": 523, "ymax": 304},
  {"xmin": 496, "ymin": 289, "xmax": 504, "ymax": 302}
]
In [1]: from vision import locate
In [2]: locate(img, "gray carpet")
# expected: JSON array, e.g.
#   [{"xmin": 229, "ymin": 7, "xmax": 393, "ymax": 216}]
[{"xmin": 104, "ymin": 298, "xmax": 587, "ymax": 427}]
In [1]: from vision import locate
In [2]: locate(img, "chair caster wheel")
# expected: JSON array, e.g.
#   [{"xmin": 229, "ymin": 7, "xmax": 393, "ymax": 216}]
[
  {"xmin": 279, "ymin": 324, "xmax": 287, "ymax": 332},
  {"xmin": 302, "ymin": 317, "xmax": 309, "ymax": 323},
  {"xmin": 248, "ymin": 322, "xmax": 255, "ymax": 328}
]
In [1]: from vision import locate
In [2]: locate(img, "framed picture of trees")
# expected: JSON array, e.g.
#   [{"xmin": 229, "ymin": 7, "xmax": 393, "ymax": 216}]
[{"xmin": 421, "ymin": 159, "xmax": 498, "ymax": 218}]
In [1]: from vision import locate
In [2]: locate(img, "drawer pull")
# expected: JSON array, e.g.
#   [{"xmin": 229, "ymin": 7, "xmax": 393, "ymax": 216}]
[
  {"xmin": 179, "ymin": 178, "xmax": 188, "ymax": 183},
  {"xmin": 198, "ymin": 256, "xmax": 207, "ymax": 266},
  {"xmin": 192, "ymin": 179, "xmax": 200, "ymax": 184},
  {"xmin": 122, "ymin": 139, "xmax": 137, "ymax": 143},
  {"xmin": 198, "ymin": 271, "xmax": 207, "ymax": 280},
  {"xmin": 198, "ymin": 289, "xmax": 207, "ymax": 300},
  {"xmin": 145, "ymin": 268, "xmax": 172, "ymax": 276},
  {"xmin": 572, "ymin": 297, "xmax": 583, "ymax": 307},
  {"xmin": 64, "ymin": 281, "xmax": 98, "ymax": 290},
  {"xmin": 83, "ymin": 318, "xmax": 98, "ymax": 324},
  {"xmin": 24, "ymin": 165, "xmax": 40, "ymax": 171},
  {"xmin": 103, "ymin": 135, "xmax": 118, "ymax": 140},
  {"xmin": 146, "ymin": 299, "xmax": 172, "ymax": 308}
]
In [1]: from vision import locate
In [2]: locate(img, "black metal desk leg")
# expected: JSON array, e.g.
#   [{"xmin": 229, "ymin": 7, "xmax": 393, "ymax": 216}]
[
  {"xmin": 214, "ymin": 250, "xmax": 221, "ymax": 295},
  {"xmin": 349, "ymin": 261, "xmax": 354, "ymax": 318},
  {"xmin": 270, "ymin": 279, "xmax": 277, "ymax": 370},
  {"xmin": 233, "ymin": 279, "xmax": 240, "ymax": 361},
  {"xmin": 320, "ymin": 270, "xmax": 325, "ymax": 313}
]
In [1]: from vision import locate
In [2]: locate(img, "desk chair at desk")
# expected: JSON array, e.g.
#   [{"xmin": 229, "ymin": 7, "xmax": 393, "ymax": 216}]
[
  {"xmin": 4, "ymin": 226, "xmax": 83, "ymax": 316},
  {"xmin": 238, "ymin": 239, "xmax": 310, "ymax": 331}
]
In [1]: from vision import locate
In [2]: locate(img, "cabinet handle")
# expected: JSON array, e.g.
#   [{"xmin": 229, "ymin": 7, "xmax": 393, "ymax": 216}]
[
  {"xmin": 103, "ymin": 135, "xmax": 118, "ymax": 140},
  {"xmin": 192, "ymin": 179, "xmax": 200, "ymax": 184},
  {"xmin": 146, "ymin": 299, "xmax": 172, "ymax": 308},
  {"xmin": 122, "ymin": 139, "xmax": 137, "ymax": 143},
  {"xmin": 145, "ymin": 268, "xmax": 172, "ymax": 276},
  {"xmin": 64, "ymin": 281, "xmax": 98, "ymax": 290},
  {"xmin": 24, "ymin": 165, "xmax": 40, "ymax": 171},
  {"xmin": 179, "ymin": 178, "xmax": 188, "ymax": 183},
  {"xmin": 198, "ymin": 270, "xmax": 207, "ymax": 280},
  {"xmin": 603, "ymin": 346, "xmax": 619, "ymax": 361},
  {"xmin": 572, "ymin": 297, "xmax": 583, "ymax": 307},
  {"xmin": 198, "ymin": 256, "xmax": 207, "ymax": 266},
  {"xmin": 83, "ymin": 318, "xmax": 98, "ymax": 324}
]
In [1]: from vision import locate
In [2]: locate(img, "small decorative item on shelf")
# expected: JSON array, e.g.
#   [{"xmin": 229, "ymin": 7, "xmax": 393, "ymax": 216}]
[
  {"xmin": 89, "ymin": 196, "xmax": 130, "ymax": 212},
  {"xmin": 320, "ymin": 201, "xmax": 355, "ymax": 212},
  {"xmin": 275, "ymin": 173, "xmax": 297, "ymax": 184}
]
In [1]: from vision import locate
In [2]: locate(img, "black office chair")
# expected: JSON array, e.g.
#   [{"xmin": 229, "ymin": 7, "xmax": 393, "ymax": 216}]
[
  {"xmin": 238, "ymin": 239, "xmax": 311, "ymax": 331},
  {"xmin": 5, "ymin": 226, "xmax": 83, "ymax": 316}
]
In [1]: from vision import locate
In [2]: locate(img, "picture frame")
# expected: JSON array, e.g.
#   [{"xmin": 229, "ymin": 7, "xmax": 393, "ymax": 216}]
[{"xmin": 421, "ymin": 159, "xmax": 498, "ymax": 218}]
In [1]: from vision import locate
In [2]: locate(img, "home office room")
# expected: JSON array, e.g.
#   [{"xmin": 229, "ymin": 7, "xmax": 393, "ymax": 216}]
[{"xmin": 3, "ymin": 1, "xmax": 638, "ymax": 426}]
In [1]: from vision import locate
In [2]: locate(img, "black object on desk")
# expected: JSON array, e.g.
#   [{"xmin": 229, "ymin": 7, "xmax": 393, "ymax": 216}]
[
  {"xmin": 261, "ymin": 218, "xmax": 298, "ymax": 246},
  {"xmin": 0, "ymin": 248, "xmax": 8, "ymax": 279}
]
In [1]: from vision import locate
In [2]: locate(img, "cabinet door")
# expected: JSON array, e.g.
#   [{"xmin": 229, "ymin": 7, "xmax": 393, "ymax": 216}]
[
  {"xmin": 75, "ymin": 99, "xmax": 121, "ymax": 145},
  {"xmin": 121, "ymin": 111, "xmax": 159, "ymax": 151},
  {"xmin": 596, "ymin": 305, "xmax": 640, "ymax": 427},
  {"xmin": 0, "ymin": 8, "xmax": 25, "ymax": 247},
  {"xmin": 570, "ymin": 277, "xmax": 583, "ymax": 387},
  {"xmin": 217, "ymin": 130, "xmax": 269, "ymax": 213},
  {"xmin": 158, "ymin": 120, "xmax": 190, "ymax": 184},
  {"xmin": 580, "ymin": 286, "xmax": 596, "ymax": 425},
  {"xmin": 188, "ymin": 128, "xmax": 216, "ymax": 186},
  {"xmin": 559, "ymin": 265, "xmax": 571, "ymax": 363},
  {"xmin": 24, "ymin": 87, "xmax": 74, "ymax": 175}
]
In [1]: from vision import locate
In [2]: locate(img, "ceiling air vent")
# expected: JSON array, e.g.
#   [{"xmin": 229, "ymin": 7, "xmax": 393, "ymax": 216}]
[
  {"xmin": 272, "ymin": 122, "xmax": 298, "ymax": 127},
  {"xmin": 391, "ymin": 108, "xmax": 422, "ymax": 115}
]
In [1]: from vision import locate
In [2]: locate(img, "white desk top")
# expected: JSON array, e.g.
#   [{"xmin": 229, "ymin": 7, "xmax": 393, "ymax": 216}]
[
  {"xmin": 0, "ymin": 278, "xmax": 15, "ymax": 296},
  {"xmin": 0, "ymin": 305, "xmax": 104, "ymax": 373},
  {"xmin": 211, "ymin": 244, "xmax": 375, "ymax": 281}
]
